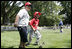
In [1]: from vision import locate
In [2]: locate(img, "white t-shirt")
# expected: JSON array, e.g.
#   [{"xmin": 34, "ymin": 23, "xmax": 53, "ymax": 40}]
[{"xmin": 17, "ymin": 8, "xmax": 30, "ymax": 26}]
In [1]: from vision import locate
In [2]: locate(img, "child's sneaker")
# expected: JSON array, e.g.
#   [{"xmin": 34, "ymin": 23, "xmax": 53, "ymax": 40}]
[
  {"xmin": 33, "ymin": 42, "xmax": 38, "ymax": 45},
  {"xmin": 26, "ymin": 43, "xmax": 30, "ymax": 46}
]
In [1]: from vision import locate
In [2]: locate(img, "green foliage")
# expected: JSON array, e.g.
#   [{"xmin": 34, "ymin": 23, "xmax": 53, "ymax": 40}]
[
  {"xmin": 1, "ymin": 1, "xmax": 24, "ymax": 25},
  {"xmin": 1, "ymin": 1, "xmax": 71, "ymax": 26},
  {"xmin": 59, "ymin": 1, "xmax": 71, "ymax": 24}
]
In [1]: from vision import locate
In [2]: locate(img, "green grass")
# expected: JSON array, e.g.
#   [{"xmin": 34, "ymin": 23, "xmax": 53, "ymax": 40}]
[{"xmin": 1, "ymin": 29, "xmax": 71, "ymax": 48}]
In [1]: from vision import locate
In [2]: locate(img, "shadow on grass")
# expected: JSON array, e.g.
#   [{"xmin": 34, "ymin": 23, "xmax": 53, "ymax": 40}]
[
  {"xmin": 25, "ymin": 43, "xmax": 39, "ymax": 48},
  {"xmin": 1, "ymin": 46, "xmax": 14, "ymax": 48}
]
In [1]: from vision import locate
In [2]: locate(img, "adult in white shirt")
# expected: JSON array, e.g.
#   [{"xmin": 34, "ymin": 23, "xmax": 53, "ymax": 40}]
[{"xmin": 14, "ymin": 2, "xmax": 32, "ymax": 48}]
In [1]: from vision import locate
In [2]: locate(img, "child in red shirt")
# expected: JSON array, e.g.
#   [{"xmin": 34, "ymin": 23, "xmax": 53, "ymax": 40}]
[
  {"xmin": 29, "ymin": 17, "xmax": 39, "ymax": 31},
  {"xmin": 26, "ymin": 12, "xmax": 41, "ymax": 46}
]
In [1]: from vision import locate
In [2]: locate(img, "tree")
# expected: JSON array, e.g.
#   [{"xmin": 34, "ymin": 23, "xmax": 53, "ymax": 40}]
[
  {"xmin": 1, "ymin": 1, "xmax": 25, "ymax": 25},
  {"xmin": 1, "ymin": 1, "xmax": 66, "ymax": 26},
  {"xmin": 59, "ymin": 1, "xmax": 71, "ymax": 24}
]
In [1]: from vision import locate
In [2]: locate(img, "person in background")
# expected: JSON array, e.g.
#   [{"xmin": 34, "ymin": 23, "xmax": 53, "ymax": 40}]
[{"xmin": 59, "ymin": 19, "xmax": 63, "ymax": 33}]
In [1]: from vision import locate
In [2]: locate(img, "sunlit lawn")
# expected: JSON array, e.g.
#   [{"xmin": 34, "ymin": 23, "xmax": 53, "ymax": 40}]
[{"xmin": 1, "ymin": 29, "xmax": 71, "ymax": 48}]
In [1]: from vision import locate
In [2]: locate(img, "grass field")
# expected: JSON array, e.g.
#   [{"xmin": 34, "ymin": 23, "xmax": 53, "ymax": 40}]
[{"xmin": 1, "ymin": 29, "xmax": 71, "ymax": 48}]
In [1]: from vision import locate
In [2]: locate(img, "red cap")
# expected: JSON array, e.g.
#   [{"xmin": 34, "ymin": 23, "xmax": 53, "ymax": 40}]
[
  {"xmin": 34, "ymin": 12, "xmax": 41, "ymax": 18},
  {"xmin": 34, "ymin": 12, "xmax": 41, "ymax": 16},
  {"xmin": 25, "ymin": 2, "xmax": 31, "ymax": 6}
]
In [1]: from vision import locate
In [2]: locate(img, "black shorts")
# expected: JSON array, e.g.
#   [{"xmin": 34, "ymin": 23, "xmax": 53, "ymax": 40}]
[{"xmin": 17, "ymin": 26, "xmax": 28, "ymax": 43}]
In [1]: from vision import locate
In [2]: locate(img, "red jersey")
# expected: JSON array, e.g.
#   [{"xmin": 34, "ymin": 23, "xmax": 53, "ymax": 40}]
[{"xmin": 29, "ymin": 18, "xmax": 39, "ymax": 30}]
